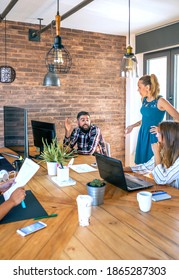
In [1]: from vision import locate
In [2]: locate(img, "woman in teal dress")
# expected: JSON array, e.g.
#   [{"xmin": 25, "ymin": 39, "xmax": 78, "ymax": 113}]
[{"xmin": 126, "ymin": 74, "xmax": 179, "ymax": 164}]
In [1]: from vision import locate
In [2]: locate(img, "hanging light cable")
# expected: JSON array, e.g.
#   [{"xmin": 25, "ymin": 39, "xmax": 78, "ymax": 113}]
[
  {"xmin": 0, "ymin": 17, "xmax": 16, "ymax": 83},
  {"xmin": 120, "ymin": 0, "xmax": 138, "ymax": 78},
  {"xmin": 43, "ymin": 0, "xmax": 72, "ymax": 86}
]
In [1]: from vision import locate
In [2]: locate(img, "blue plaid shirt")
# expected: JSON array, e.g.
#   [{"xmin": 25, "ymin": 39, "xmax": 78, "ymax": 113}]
[{"xmin": 64, "ymin": 124, "xmax": 107, "ymax": 155}]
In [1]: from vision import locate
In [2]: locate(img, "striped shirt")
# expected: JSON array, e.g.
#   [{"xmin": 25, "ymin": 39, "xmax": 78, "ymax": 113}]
[
  {"xmin": 64, "ymin": 124, "xmax": 107, "ymax": 155},
  {"xmin": 131, "ymin": 156, "xmax": 179, "ymax": 189}
]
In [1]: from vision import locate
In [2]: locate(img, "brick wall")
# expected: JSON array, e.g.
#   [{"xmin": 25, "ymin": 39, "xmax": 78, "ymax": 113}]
[{"xmin": 0, "ymin": 20, "xmax": 126, "ymax": 161}]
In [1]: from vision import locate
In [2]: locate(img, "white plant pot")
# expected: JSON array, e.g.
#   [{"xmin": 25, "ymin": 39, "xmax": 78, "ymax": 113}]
[{"xmin": 46, "ymin": 162, "xmax": 57, "ymax": 176}]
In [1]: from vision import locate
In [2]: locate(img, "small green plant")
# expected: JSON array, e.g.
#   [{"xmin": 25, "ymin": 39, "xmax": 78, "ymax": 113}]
[
  {"xmin": 56, "ymin": 142, "xmax": 75, "ymax": 167},
  {"xmin": 40, "ymin": 138, "xmax": 58, "ymax": 162},
  {"xmin": 88, "ymin": 179, "xmax": 105, "ymax": 187},
  {"xmin": 40, "ymin": 137, "xmax": 76, "ymax": 166}
]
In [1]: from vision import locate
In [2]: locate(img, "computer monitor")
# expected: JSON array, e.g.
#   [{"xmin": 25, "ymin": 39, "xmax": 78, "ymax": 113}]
[
  {"xmin": 31, "ymin": 120, "xmax": 56, "ymax": 158},
  {"xmin": 3, "ymin": 106, "xmax": 29, "ymax": 159}
]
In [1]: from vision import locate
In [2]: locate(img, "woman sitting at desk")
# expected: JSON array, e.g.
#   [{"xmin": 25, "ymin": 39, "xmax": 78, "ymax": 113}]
[
  {"xmin": 124, "ymin": 121, "xmax": 179, "ymax": 189},
  {"xmin": 0, "ymin": 180, "xmax": 25, "ymax": 221}
]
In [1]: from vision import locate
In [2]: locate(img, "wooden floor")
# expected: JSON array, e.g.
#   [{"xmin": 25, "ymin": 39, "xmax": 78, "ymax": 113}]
[{"xmin": 1, "ymin": 150, "xmax": 179, "ymax": 260}]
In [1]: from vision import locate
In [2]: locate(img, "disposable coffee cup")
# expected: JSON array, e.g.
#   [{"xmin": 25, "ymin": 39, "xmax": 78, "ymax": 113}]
[
  {"xmin": 76, "ymin": 195, "xmax": 93, "ymax": 226},
  {"xmin": 137, "ymin": 191, "xmax": 152, "ymax": 212}
]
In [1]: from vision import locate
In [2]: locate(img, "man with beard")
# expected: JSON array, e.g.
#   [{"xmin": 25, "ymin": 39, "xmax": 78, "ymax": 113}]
[{"xmin": 63, "ymin": 111, "xmax": 107, "ymax": 155}]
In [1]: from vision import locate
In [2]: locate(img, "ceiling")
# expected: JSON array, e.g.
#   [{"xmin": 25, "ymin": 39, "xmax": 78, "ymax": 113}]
[{"xmin": 1, "ymin": 0, "xmax": 179, "ymax": 36}]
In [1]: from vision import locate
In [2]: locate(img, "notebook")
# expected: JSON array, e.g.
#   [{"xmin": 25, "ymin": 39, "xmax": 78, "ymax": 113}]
[{"xmin": 95, "ymin": 153, "xmax": 153, "ymax": 191}]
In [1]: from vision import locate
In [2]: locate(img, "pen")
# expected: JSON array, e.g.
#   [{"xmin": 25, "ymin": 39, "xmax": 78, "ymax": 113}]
[
  {"xmin": 34, "ymin": 213, "xmax": 58, "ymax": 220},
  {"xmin": 21, "ymin": 200, "xmax": 26, "ymax": 208},
  {"xmin": 152, "ymin": 191, "xmax": 167, "ymax": 196}
]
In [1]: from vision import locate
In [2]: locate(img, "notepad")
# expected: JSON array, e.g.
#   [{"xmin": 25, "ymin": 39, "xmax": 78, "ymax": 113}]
[
  {"xmin": 69, "ymin": 164, "xmax": 97, "ymax": 173},
  {"xmin": 152, "ymin": 191, "xmax": 171, "ymax": 202},
  {"xmin": 3, "ymin": 158, "xmax": 40, "ymax": 201}
]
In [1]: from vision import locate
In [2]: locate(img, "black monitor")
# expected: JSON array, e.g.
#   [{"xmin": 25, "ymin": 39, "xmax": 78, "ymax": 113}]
[
  {"xmin": 31, "ymin": 120, "xmax": 56, "ymax": 158},
  {"xmin": 3, "ymin": 106, "xmax": 29, "ymax": 159}
]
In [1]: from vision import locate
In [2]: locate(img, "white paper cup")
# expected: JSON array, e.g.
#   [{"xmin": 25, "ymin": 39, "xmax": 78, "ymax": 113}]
[
  {"xmin": 57, "ymin": 166, "xmax": 69, "ymax": 182},
  {"xmin": 137, "ymin": 191, "xmax": 152, "ymax": 212},
  {"xmin": 76, "ymin": 195, "xmax": 93, "ymax": 226}
]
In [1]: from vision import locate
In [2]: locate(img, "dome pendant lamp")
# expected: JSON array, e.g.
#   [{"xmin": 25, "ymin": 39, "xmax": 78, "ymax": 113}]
[{"xmin": 120, "ymin": 0, "xmax": 138, "ymax": 78}]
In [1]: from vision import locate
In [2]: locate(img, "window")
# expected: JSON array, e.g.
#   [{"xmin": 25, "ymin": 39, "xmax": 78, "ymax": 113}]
[{"xmin": 144, "ymin": 47, "xmax": 179, "ymax": 119}]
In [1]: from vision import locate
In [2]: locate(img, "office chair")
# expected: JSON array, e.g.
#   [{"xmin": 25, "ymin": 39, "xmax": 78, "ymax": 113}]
[{"xmin": 105, "ymin": 142, "xmax": 111, "ymax": 157}]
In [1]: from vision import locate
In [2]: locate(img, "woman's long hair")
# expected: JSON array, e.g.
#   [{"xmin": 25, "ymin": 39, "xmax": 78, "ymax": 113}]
[
  {"xmin": 159, "ymin": 121, "xmax": 179, "ymax": 168},
  {"xmin": 139, "ymin": 73, "xmax": 160, "ymax": 99}
]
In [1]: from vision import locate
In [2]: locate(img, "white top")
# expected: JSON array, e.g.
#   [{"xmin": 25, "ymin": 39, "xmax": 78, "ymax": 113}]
[{"xmin": 131, "ymin": 156, "xmax": 179, "ymax": 189}]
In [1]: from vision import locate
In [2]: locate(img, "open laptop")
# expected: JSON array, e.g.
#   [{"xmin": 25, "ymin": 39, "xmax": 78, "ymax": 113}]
[{"xmin": 95, "ymin": 153, "xmax": 153, "ymax": 191}]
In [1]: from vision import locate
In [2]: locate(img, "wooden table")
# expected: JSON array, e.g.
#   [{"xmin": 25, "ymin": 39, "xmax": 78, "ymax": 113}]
[{"xmin": 1, "ymin": 148, "xmax": 179, "ymax": 260}]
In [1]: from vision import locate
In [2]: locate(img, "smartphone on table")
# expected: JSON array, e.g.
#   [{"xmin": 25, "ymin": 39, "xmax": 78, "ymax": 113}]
[{"xmin": 16, "ymin": 221, "xmax": 47, "ymax": 236}]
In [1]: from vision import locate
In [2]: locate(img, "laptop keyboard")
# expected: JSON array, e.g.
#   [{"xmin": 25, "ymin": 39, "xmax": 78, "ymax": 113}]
[{"xmin": 125, "ymin": 178, "xmax": 143, "ymax": 189}]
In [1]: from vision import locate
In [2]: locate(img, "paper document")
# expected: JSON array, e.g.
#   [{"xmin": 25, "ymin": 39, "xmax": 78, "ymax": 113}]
[
  {"xmin": 3, "ymin": 158, "xmax": 40, "ymax": 201},
  {"xmin": 69, "ymin": 164, "xmax": 97, "ymax": 173}
]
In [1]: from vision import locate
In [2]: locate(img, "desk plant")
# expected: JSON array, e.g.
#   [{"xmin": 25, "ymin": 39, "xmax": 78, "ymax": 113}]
[
  {"xmin": 40, "ymin": 138, "xmax": 75, "ymax": 176},
  {"xmin": 86, "ymin": 178, "xmax": 106, "ymax": 206}
]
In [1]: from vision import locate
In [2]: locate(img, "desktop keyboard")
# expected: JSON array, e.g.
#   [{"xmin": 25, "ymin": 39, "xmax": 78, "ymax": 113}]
[{"xmin": 0, "ymin": 154, "xmax": 15, "ymax": 172}]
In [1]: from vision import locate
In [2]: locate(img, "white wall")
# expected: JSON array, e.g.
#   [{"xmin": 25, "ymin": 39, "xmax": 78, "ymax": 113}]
[{"xmin": 125, "ymin": 35, "xmax": 143, "ymax": 166}]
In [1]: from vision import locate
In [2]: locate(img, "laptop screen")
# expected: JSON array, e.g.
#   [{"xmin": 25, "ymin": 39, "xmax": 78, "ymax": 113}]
[{"xmin": 95, "ymin": 153, "xmax": 128, "ymax": 190}]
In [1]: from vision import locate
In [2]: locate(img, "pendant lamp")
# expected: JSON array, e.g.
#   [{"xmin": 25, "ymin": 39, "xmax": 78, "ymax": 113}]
[
  {"xmin": 0, "ymin": 18, "xmax": 16, "ymax": 83},
  {"xmin": 43, "ymin": 0, "xmax": 72, "ymax": 86},
  {"xmin": 120, "ymin": 0, "xmax": 138, "ymax": 78}
]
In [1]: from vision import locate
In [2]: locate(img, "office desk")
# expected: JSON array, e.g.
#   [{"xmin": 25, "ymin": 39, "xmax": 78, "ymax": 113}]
[{"xmin": 0, "ymin": 149, "xmax": 179, "ymax": 260}]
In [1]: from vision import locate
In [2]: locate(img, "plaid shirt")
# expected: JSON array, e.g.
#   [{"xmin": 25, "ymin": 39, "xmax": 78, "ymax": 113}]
[{"xmin": 64, "ymin": 124, "xmax": 107, "ymax": 155}]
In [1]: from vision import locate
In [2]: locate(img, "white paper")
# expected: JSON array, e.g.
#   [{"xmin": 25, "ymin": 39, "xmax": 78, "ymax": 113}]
[
  {"xmin": 69, "ymin": 164, "xmax": 97, "ymax": 173},
  {"xmin": 3, "ymin": 158, "xmax": 40, "ymax": 201}
]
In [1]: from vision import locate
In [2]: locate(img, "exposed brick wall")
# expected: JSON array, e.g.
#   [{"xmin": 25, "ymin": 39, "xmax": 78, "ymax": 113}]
[{"xmin": 0, "ymin": 21, "xmax": 126, "ymax": 161}]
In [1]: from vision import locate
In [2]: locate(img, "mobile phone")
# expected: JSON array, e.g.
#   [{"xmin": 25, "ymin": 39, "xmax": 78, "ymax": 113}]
[{"xmin": 16, "ymin": 221, "xmax": 47, "ymax": 236}]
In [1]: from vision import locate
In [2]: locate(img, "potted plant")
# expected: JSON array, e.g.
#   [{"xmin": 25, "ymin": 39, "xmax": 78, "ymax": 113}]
[
  {"xmin": 40, "ymin": 138, "xmax": 58, "ymax": 175},
  {"xmin": 86, "ymin": 179, "xmax": 106, "ymax": 206},
  {"xmin": 40, "ymin": 138, "xmax": 76, "ymax": 177}
]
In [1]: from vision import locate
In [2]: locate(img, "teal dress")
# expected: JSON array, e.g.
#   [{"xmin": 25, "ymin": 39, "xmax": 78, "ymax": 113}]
[{"xmin": 135, "ymin": 97, "xmax": 165, "ymax": 164}]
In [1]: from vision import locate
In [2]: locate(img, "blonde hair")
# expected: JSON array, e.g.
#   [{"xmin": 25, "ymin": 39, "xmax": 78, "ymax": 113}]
[{"xmin": 139, "ymin": 74, "xmax": 160, "ymax": 98}]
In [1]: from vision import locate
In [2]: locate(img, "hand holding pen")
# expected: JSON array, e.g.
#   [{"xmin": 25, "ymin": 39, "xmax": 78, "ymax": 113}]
[{"xmin": 9, "ymin": 187, "xmax": 26, "ymax": 207}]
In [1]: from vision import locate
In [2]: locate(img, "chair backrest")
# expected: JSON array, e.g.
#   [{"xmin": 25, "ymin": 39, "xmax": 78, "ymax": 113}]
[{"xmin": 105, "ymin": 142, "xmax": 111, "ymax": 157}]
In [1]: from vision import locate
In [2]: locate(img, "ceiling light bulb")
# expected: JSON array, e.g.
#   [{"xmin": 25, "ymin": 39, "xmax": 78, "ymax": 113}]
[{"xmin": 54, "ymin": 49, "xmax": 64, "ymax": 64}]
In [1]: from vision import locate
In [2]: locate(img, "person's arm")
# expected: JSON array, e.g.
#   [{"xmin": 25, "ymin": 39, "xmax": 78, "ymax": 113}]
[
  {"xmin": 158, "ymin": 98, "xmax": 179, "ymax": 121},
  {"xmin": 152, "ymin": 158, "xmax": 179, "ymax": 188},
  {"xmin": 64, "ymin": 127, "xmax": 79, "ymax": 148},
  {"xmin": 123, "ymin": 166, "xmax": 133, "ymax": 172},
  {"xmin": 125, "ymin": 157, "xmax": 155, "ymax": 174},
  {"xmin": 0, "ymin": 187, "xmax": 25, "ymax": 221},
  {"xmin": 0, "ymin": 178, "xmax": 15, "ymax": 193},
  {"xmin": 64, "ymin": 118, "xmax": 73, "ymax": 138},
  {"xmin": 125, "ymin": 120, "xmax": 142, "ymax": 134},
  {"xmin": 151, "ymin": 143, "xmax": 161, "ymax": 166}
]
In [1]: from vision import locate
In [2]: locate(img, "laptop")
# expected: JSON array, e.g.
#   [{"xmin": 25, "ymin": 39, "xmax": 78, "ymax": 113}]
[{"xmin": 95, "ymin": 153, "xmax": 153, "ymax": 191}]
